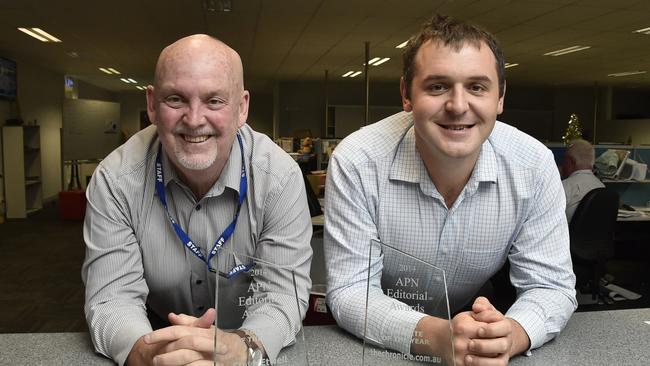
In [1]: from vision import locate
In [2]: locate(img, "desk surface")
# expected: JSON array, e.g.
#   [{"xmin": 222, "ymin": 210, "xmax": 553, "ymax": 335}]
[{"xmin": 1, "ymin": 309, "xmax": 648, "ymax": 365}]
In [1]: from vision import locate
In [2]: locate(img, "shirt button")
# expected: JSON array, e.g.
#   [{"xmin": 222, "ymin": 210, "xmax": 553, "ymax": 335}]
[
  {"xmin": 441, "ymin": 248, "xmax": 448, "ymax": 255},
  {"xmin": 195, "ymin": 204, "xmax": 201, "ymax": 211},
  {"xmin": 196, "ymin": 279, "xmax": 203, "ymax": 285}
]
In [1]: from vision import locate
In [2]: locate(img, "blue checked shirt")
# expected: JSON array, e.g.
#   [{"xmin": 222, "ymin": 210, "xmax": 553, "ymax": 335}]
[{"xmin": 324, "ymin": 111, "xmax": 577, "ymax": 355}]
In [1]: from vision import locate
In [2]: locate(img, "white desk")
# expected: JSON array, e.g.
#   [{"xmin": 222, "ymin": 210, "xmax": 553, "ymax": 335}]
[{"xmin": 1, "ymin": 309, "xmax": 649, "ymax": 365}]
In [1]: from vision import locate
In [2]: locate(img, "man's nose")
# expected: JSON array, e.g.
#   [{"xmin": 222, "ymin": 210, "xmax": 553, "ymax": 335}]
[
  {"xmin": 182, "ymin": 101, "xmax": 206, "ymax": 127},
  {"xmin": 445, "ymin": 86, "xmax": 469, "ymax": 116}
]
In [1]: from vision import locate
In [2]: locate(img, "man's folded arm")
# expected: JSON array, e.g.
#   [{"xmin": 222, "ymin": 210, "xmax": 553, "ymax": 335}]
[
  {"xmin": 324, "ymin": 151, "xmax": 427, "ymax": 355},
  {"xmin": 506, "ymin": 151, "xmax": 578, "ymax": 352},
  {"xmin": 81, "ymin": 166, "xmax": 151, "ymax": 366},
  {"xmin": 243, "ymin": 163, "xmax": 313, "ymax": 363}
]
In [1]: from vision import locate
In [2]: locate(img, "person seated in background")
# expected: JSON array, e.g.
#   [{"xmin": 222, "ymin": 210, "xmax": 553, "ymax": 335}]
[
  {"xmin": 82, "ymin": 34, "xmax": 312, "ymax": 366},
  {"xmin": 561, "ymin": 139, "xmax": 605, "ymax": 222},
  {"xmin": 324, "ymin": 14, "xmax": 577, "ymax": 366}
]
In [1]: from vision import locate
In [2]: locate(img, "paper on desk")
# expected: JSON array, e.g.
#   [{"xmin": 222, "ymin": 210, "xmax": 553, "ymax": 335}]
[
  {"xmin": 634, "ymin": 206, "xmax": 650, "ymax": 213},
  {"xmin": 617, "ymin": 209, "xmax": 643, "ymax": 218},
  {"xmin": 604, "ymin": 283, "xmax": 642, "ymax": 300}
]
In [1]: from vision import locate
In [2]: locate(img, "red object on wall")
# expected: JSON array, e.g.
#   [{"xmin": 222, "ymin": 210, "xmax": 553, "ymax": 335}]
[{"xmin": 58, "ymin": 190, "xmax": 86, "ymax": 220}]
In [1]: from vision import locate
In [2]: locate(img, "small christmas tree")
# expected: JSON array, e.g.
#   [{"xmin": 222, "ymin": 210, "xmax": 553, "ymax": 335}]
[{"xmin": 562, "ymin": 113, "xmax": 583, "ymax": 145}]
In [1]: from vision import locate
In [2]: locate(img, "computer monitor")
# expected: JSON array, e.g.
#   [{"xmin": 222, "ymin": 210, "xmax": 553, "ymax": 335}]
[{"xmin": 0, "ymin": 57, "xmax": 17, "ymax": 100}]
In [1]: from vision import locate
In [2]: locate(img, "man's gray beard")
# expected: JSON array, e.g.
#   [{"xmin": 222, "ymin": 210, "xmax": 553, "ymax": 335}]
[{"xmin": 174, "ymin": 147, "xmax": 218, "ymax": 171}]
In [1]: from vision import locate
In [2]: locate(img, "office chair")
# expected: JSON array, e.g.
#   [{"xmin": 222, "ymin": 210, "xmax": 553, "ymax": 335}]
[{"xmin": 569, "ymin": 187, "xmax": 619, "ymax": 300}]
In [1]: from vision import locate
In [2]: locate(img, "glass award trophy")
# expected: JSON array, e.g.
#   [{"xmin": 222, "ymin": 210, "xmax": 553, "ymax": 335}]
[
  {"xmin": 363, "ymin": 239, "xmax": 454, "ymax": 365},
  {"xmin": 213, "ymin": 248, "xmax": 310, "ymax": 366}
]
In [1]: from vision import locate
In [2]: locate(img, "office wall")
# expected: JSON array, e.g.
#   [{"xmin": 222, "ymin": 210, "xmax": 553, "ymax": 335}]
[
  {"xmin": 247, "ymin": 91, "xmax": 273, "ymax": 137},
  {"xmin": 0, "ymin": 101, "xmax": 9, "ymax": 204},
  {"xmin": 500, "ymin": 85, "xmax": 598, "ymax": 143},
  {"xmin": 502, "ymin": 84, "xmax": 650, "ymax": 145},
  {"xmin": 596, "ymin": 87, "xmax": 650, "ymax": 144},
  {"xmin": 277, "ymin": 79, "xmax": 401, "ymax": 138},
  {"xmin": 118, "ymin": 91, "xmax": 147, "ymax": 137},
  {"xmin": 0, "ymin": 60, "xmax": 64, "ymax": 202},
  {"xmin": 77, "ymin": 79, "xmax": 117, "ymax": 102}
]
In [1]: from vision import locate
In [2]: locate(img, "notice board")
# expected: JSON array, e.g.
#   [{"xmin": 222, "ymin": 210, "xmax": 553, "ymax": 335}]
[{"xmin": 62, "ymin": 99, "xmax": 121, "ymax": 161}]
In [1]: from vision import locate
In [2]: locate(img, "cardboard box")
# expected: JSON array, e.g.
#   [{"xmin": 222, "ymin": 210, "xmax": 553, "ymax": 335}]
[{"xmin": 306, "ymin": 173, "xmax": 326, "ymax": 196}]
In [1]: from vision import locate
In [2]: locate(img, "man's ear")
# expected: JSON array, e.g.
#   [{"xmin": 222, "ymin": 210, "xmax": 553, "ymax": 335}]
[
  {"xmin": 399, "ymin": 77, "xmax": 412, "ymax": 112},
  {"xmin": 497, "ymin": 81, "xmax": 506, "ymax": 115},
  {"xmin": 237, "ymin": 90, "xmax": 250, "ymax": 128},
  {"xmin": 146, "ymin": 86, "xmax": 157, "ymax": 125}
]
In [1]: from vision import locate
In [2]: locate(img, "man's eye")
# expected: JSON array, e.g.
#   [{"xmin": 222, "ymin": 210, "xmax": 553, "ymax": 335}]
[
  {"xmin": 207, "ymin": 98, "xmax": 226, "ymax": 109},
  {"xmin": 470, "ymin": 84, "xmax": 486, "ymax": 92},
  {"xmin": 164, "ymin": 96, "xmax": 184, "ymax": 107},
  {"xmin": 428, "ymin": 84, "xmax": 446, "ymax": 93}
]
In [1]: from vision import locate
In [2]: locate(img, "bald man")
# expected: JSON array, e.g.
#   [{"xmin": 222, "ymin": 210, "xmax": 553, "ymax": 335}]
[
  {"xmin": 561, "ymin": 139, "xmax": 605, "ymax": 222},
  {"xmin": 82, "ymin": 35, "xmax": 312, "ymax": 366}
]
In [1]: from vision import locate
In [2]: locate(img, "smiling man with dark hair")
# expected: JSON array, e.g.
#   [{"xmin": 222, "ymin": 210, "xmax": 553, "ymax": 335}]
[{"xmin": 324, "ymin": 14, "xmax": 576, "ymax": 366}]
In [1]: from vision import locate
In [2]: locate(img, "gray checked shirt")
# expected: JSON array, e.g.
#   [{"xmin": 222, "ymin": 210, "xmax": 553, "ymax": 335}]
[{"xmin": 82, "ymin": 124, "xmax": 312, "ymax": 365}]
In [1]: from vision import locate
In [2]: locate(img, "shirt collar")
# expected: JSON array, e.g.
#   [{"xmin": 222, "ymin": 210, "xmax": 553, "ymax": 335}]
[
  {"xmin": 215, "ymin": 133, "xmax": 244, "ymax": 196},
  {"xmin": 472, "ymin": 140, "xmax": 498, "ymax": 185},
  {"xmin": 389, "ymin": 126, "xmax": 498, "ymax": 195},
  {"xmin": 389, "ymin": 126, "xmax": 421, "ymax": 184}
]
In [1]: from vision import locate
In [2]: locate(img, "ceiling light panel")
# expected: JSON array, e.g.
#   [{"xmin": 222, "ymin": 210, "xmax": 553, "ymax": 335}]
[
  {"xmin": 17, "ymin": 27, "xmax": 61, "ymax": 42},
  {"xmin": 373, "ymin": 57, "xmax": 390, "ymax": 66},
  {"xmin": 31, "ymin": 28, "xmax": 61, "ymax": 42},
  {"xmin": 544, "ymin": 45, "xmax": 590, "ymax": 56},
  {"xmin": 396, "ymin": 40, "xmax": 409, "ymax": 48},
  {"xmin": 505, "ymin": 63, "xmax": 519, "ymax": 69},
  {"xmin": 367, "ymin": 57, "xmax": 380, "ymax": 65},
  {"xmin": 633, "ymin": 26, "xmax": 650, "ymax": 35},
  {"xmin": 607, "ymin": 71, "xmax": 647, "ymax": 77}
]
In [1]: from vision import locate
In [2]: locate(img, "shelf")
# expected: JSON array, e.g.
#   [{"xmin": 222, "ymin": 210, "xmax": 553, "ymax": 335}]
[
  {"xmin": 25, "ymin": 179, "xmax": 41, "ymax": 186},
  {"xmin": 26, "ymin": 207, "xmax": 42, "ymax": 215},
  {"xmin": 2, "ymin": 125, "xmax": 42, "ymax": 219}
]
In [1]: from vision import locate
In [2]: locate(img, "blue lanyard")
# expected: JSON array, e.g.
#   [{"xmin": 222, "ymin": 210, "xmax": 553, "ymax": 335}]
[{"xmin": 155, "ymin": 133, "xmax": 248, "ymax": 272}]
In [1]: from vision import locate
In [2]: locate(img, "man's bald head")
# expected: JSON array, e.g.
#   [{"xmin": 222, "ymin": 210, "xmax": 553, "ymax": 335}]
[{"xmin": 153, "ymin": 34, "xmax": 244, "ymax": 92}]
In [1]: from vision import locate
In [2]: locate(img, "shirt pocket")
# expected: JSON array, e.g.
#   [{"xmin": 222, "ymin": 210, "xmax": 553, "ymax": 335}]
[{"xmin": 459, "ymin": 245, "xmax": 507, "ymax": 284}]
